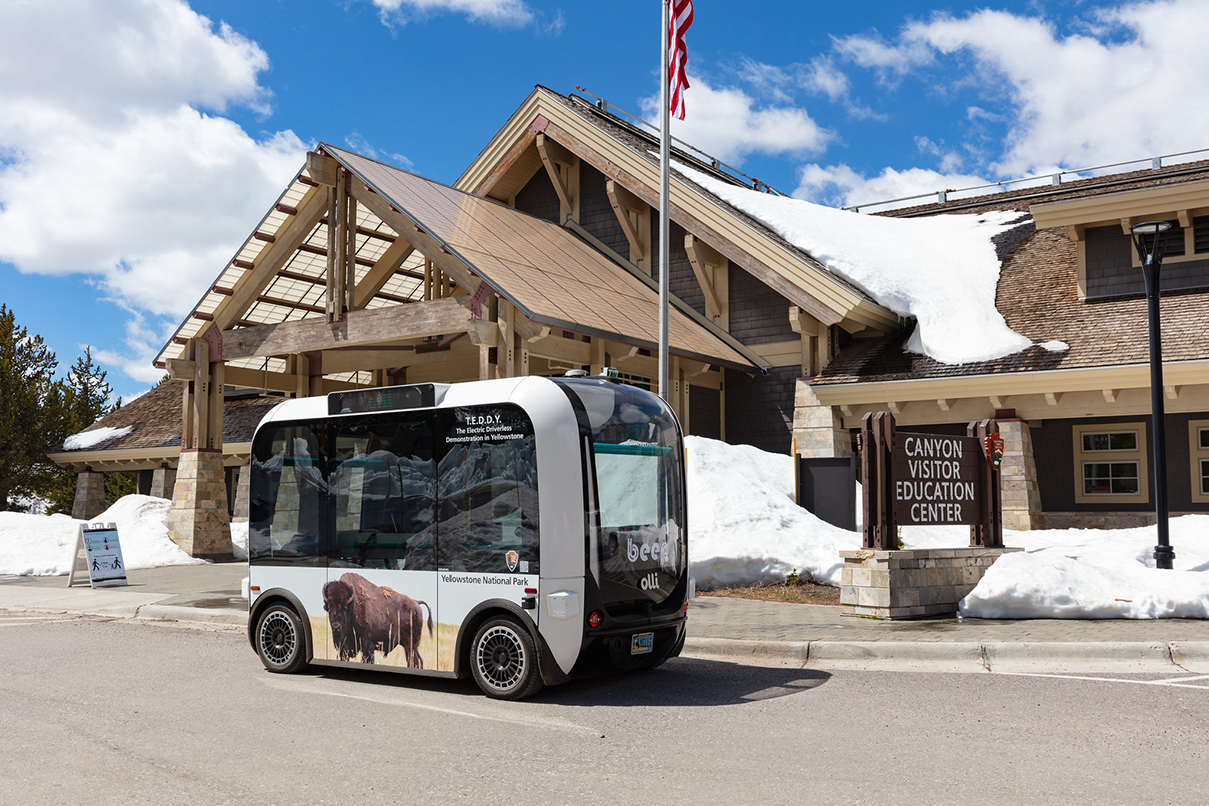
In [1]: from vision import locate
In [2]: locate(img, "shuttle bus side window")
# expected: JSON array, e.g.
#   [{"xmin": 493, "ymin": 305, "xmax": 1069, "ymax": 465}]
[
  {"xmin": 327, "ymin": 414, "xmax": 436, "ymax": 571},
  {"xmin": 249, "ymin": 422, "xmax": 329, "ymax": 566},
  {"xmin": 436, "ymin": 405, "xmax": 539, "ymax": 574}
]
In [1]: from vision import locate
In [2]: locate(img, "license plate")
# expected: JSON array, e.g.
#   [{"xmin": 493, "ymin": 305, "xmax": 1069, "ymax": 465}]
[{"xmin": 631, "ymin": 632, "xmax": 654, "ymax": 655}]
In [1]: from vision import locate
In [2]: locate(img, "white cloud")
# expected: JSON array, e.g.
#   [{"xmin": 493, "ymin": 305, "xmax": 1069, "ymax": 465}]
[
  {"xmin": 838, "ymin": 1, "xmax": 1209, "ymax": 176},
  {"xmin": 801, "ymin": 57, "xmax": 850, "ymax": 102},
  {"xmin": 90, "ymin": 316, "xmax": 175, "ymax": 386},
  {"xmin": 0, "ymin": 0, "xmax": 306, "ymax": 384},
  {"xmin": 793, "ymin": 163, "xmax": 992, "ymax": 211},
  {"xmin": 640, "ymin": 76, "xmax": 832, "ymax": 165},
  {"xmin": 833, "ymin": 30, "xmax": 934, "ymax": 80},
  {"xmin": 371, "ymin": 0, "xmax": 535, "ymax": 26}
]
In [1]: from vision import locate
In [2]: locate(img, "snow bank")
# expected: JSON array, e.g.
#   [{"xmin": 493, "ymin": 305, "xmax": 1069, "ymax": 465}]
[
  {"xmin": 674, "ymin": 163, "xmax": 1042, "ymax": 365},
  {"xmin": 686, "ymin": 436, "xmax": 858, "ymax": 587},
  {"xmin": 0, "ymin": 495, "xmax": 203, "ymax": 576},
  {"xmin": 230, "ymin": 520, "xmax": 249, "ymax": 561},
  {"xmin": 959, "ymin": 517, "xmax": 1209, "ymax": 619},
  {"xmin": 687, "ymin": 436, "xmax": 1209, "ymax": 619},
  {"xmin": 63, "ymin": 425, "xmax": 133, "ymax": 451}
]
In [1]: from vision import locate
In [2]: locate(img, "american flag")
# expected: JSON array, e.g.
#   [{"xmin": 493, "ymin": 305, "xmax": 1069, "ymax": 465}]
[{"xmin": 668, "ymin": 0, "xmax": 693, "ymax": 120}]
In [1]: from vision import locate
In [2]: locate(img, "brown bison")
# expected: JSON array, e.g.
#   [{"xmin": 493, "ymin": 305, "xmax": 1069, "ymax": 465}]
[{"xmin": 322, "ymin": 573, "xmax": 433, "ymax": 667}]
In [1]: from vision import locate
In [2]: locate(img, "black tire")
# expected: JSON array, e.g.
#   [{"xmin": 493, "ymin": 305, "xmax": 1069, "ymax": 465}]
[
  {"xmin": 255, "ymin": 603, "xmax": 307, "ymax": 674},
  {"xmin": 469, "ymin": 616, "xmax": 544, "ymax": 700}
]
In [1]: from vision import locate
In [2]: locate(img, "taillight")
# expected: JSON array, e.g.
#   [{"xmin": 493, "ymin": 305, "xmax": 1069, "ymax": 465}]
[
  {"xmin": 524, "ymin": 588, "xmax": 537, "ymax": 595},
  {"xmin": 588, "ymin": 611, "xmax": 602, "ymax": 628}
]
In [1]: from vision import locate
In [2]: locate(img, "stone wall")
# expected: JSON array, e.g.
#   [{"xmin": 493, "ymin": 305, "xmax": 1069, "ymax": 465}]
[{"xmin": 840, "ymin": 547, "xmax": 1023, "ymax": 619}]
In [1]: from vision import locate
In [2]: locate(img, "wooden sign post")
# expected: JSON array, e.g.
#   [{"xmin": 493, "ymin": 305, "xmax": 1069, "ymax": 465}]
[{"xmin": 860, "ymin": 412, "xmax": 1002, "ymax": 550}]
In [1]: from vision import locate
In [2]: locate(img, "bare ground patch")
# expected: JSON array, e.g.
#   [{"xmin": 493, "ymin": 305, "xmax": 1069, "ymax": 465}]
[{"xmin": 697, "ymin": 581, "xmax": 840, "ymax": 606}]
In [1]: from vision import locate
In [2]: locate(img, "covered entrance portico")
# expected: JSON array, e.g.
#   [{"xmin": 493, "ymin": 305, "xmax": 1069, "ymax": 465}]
[{"xmin": 152, "ymin": 145, "xmax": 764, "ymax": 557}]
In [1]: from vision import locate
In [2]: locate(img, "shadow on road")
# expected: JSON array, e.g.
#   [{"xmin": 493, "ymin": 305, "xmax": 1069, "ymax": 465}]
[
  {"xmin": 304, "ymin": 655, "xmax": 831, "ymax": 707},
  {"xmin": 534, "ymin": 657, "xmax": 830, "ymax": 707}
]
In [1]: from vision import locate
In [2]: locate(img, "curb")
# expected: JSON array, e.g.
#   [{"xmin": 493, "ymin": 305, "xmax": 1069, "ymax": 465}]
[
  {"xmin": 683, "ymin": 637, "xmax": 1209, "ymax": 672},
  {"xmin": 134, "ymin": 604, "xmax": 248, "ymax": 626},
  {"xmin": 1, "ymin": 602, "xmax": 248, "ymax": 627}
]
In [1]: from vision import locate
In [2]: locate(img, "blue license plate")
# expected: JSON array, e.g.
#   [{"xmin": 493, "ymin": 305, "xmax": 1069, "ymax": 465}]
[{"xmin": 631, "ymin": 632, "xmax": 654, "ymax": 655}]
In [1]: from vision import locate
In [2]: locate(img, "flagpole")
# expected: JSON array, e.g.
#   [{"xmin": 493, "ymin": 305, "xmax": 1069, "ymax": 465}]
[{"xmin": 658, "ymin": 0, "xmax": 671, "ymax": 403}]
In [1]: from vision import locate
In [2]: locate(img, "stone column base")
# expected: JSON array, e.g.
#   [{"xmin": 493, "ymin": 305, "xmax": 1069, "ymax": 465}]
[
  {"xmin": 231, "ymin": 464, "xmax": 250, "ymax": 523},
  {"xmin": 840, "ymin": 548, "xmax": 1024, "ymax": 619},
  {"xmin": 792, "ymin": 380, "xmax": 851, "ymax": 458},
  {"xmin": 72, "ymin": 471, "xmax": 106, "ymax": 520},
  {"xmin": 167, "ymin": 449, "xmax": 233, "ymax": 561},
  {"xmin": 149, "ymin": 466, "xmax": 177, "ymax": 499}
]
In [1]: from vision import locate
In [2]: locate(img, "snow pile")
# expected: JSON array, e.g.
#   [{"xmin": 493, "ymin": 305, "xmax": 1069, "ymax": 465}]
[
  {"xmin": 674, "ymin": 162, "xmax": 1042, "ymax": 365},
  {"xmin": 0, "ymin": 495, "xmax": 203, "ymax": 576},
  {"xmin": 959, "ymin": 517, "xmax": 1209, "ymax": 619},
  {"xmin": 686, "ymin": 436, "xmax": 858, "ymax": 587},
  {"xmin": 63, "ymin": 425, "xmax": 133, "ymax": 451},
  {"xmin": 230, "ymin": 520, "xmax": 249, "ymax": 561}
]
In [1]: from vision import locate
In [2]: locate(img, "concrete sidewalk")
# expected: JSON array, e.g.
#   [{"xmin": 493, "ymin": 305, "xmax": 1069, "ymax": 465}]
[{"xmin": 3, "ymin": 564, "xmax": 1208, "ymax": 672}]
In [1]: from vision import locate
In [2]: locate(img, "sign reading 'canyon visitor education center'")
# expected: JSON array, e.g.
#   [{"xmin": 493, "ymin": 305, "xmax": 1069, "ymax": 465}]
[
  {"xmin": 891, "ymin": 433, "xmax": 985, "ymax": 525},
  {"xmin": 860, "ymin": 411, "xmax": 1003, "ymax": 551}
]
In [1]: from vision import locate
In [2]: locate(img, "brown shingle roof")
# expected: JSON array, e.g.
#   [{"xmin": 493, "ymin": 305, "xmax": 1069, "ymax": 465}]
[{"xmin": 53, "ymin": 381, "xmax": 281, "ymax": 453}]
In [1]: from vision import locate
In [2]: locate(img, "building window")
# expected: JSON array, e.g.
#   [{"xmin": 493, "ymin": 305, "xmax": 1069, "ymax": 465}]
[
  {"xmin": 1189, "ymin": 420, "xmax": 1209, "ymax": 504},
  {"xmin": 1072, "ymin": 423, "xmax": 1149, "ymax": 505}
]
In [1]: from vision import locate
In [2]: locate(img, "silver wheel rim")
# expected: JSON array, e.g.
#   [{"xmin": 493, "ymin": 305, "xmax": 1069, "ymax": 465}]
[
  {"xmin": 260, "ymin": 611, "xmax": 297, "ymax": 666},
  {"xmin": 476, "ymin": 625, "xmax": 526, "ymax": 692}
]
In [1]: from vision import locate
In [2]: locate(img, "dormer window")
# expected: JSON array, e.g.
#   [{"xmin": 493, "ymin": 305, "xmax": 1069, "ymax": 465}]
[{"xmin": 1031, "ymin": 178, "xmax": 1209, "ymax": 300}]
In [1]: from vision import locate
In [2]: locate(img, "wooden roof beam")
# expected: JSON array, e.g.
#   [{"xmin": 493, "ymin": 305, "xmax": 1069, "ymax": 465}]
[
  {"xmin": 606, "ymin": 179, "xmax": 646, "ymax": 261},
  {"xmin": 214, "ymin": 186, "xmax": 328, "ymax": 331},
  {"xmin": 684, "ymin": 233, "xmax": 724, "ymax": 319},
  {"xmin": 223, "ymin": 296, "xmax": 474, "ymax": 360},
  {"xmin": 353, "ymin": 238, "xmax": 415, "ymax": 310},
  {"xmin": 347, "ymin": 182, "xmax": 489, "ymax": 309},
  {"xmin": 536, "ymin": 133, "xmax": 575, "ymax": 218}
]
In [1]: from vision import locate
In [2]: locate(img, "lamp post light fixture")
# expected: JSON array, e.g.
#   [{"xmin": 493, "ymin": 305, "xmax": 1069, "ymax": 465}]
[{"xmin": 1129, "ymin": 220, "xmax": 1175, "ymax": 570}]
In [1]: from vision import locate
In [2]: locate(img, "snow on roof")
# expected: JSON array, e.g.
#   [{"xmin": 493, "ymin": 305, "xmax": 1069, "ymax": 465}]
[
  {"xmin": 63, "ymin": 425, "xmax": 133, "ymax": 451},
  {"xmin": 675, "ymin": 163, "xmax": 1047, "ymax": 365}
]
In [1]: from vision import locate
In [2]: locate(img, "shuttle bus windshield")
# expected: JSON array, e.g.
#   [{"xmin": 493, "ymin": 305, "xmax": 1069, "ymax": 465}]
[{"xmin": 557, "ymin": 379, "xmax": 686, "ymax": 611}]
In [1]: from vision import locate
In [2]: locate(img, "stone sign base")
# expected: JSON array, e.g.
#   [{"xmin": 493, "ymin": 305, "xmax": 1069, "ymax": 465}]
[{"xmin": 839, "ymin": 548, "xmax": 1023, "ymax": 619}]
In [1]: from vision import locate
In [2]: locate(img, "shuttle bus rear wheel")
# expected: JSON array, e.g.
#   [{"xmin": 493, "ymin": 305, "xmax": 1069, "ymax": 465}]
[
  {"xmin": 255, "ymin": 603, "xmax": 307, "ymax": 674},
  {"xmin": 470, "ymin": 617, "xmax": 544, "ymax": 700}
]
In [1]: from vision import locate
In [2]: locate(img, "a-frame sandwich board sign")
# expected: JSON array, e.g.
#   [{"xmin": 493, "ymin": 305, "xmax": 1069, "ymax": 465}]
[{"xmin": 66, "ymin": 522, "xmax": 128, "ymax": 588}]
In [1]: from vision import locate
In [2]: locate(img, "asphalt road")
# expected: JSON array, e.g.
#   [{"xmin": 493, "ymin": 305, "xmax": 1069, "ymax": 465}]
[{"xmin": 2, "ymin": 611, "xmax": 1207, "ymax": 805}]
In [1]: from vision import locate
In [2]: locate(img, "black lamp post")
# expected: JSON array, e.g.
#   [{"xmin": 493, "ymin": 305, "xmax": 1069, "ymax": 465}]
[{"xmin": 1129, "ymin": 221, "xmax": 1175, "ymax": 570}]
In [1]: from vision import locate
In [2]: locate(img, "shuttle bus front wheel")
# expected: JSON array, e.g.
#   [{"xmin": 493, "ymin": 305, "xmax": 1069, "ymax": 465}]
[
  {"xmin": 470, "ymin": 617, "xmax": 544, "ymax": 700},
  {"xmin": 255, "ymin": 603, "xmax": 307, "ymax": 674}
]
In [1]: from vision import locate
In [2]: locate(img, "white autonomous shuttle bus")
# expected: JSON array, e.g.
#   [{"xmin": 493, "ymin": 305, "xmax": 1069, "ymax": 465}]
[{"xmin": 246, "ymin": 375, "xmax": 688, "ymax": 699}]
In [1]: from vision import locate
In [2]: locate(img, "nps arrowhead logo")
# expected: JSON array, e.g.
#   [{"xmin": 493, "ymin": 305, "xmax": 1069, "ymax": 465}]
[{"xmin": 984, "ymin": 434, "xmax": 1004, "ymax": 470}]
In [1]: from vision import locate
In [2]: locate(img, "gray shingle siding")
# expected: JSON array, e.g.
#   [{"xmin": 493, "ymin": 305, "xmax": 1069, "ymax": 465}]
[
  {"xmin": 514, "ymin": 168, "xmax": 560, "ymax": 223},
  {"xmin": 1086, "ymin": 224, "xmax": 1209, "ymax": 297},
  {"xmin": 727, "ymin": 265, "xmax": 797, "ymax": 344},
  {"xmin": 577, "ymin": 164, "xmax": 631, "ymax": 259},
  {"xmin": 724, "ymin": 366, "xmax": 798, "ymax": 453}
]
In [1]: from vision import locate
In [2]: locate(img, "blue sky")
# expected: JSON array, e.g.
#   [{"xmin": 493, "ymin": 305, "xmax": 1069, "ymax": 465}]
[{"xmin": 3, "ymin": 0, "xmax": 1206, "ymax": 402}]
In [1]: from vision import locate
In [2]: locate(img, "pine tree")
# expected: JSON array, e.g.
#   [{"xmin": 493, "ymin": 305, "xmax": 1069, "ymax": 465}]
[
  {"xmin": 42, "ymin": 347, "xmax": 124, "ymax": 514},
  {"xmin": 0, "ymin": 305, "xmax": 61, "ymax": 511}
]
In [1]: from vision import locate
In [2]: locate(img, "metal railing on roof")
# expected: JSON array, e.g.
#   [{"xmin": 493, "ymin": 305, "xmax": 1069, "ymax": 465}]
[
  {"xmin": 841, "ymin": 147, "xmax": 1209, "ymax": 213},
  {"xmin": 571, "ymin": 86, "xmax": 790, "ymax": 197}
]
